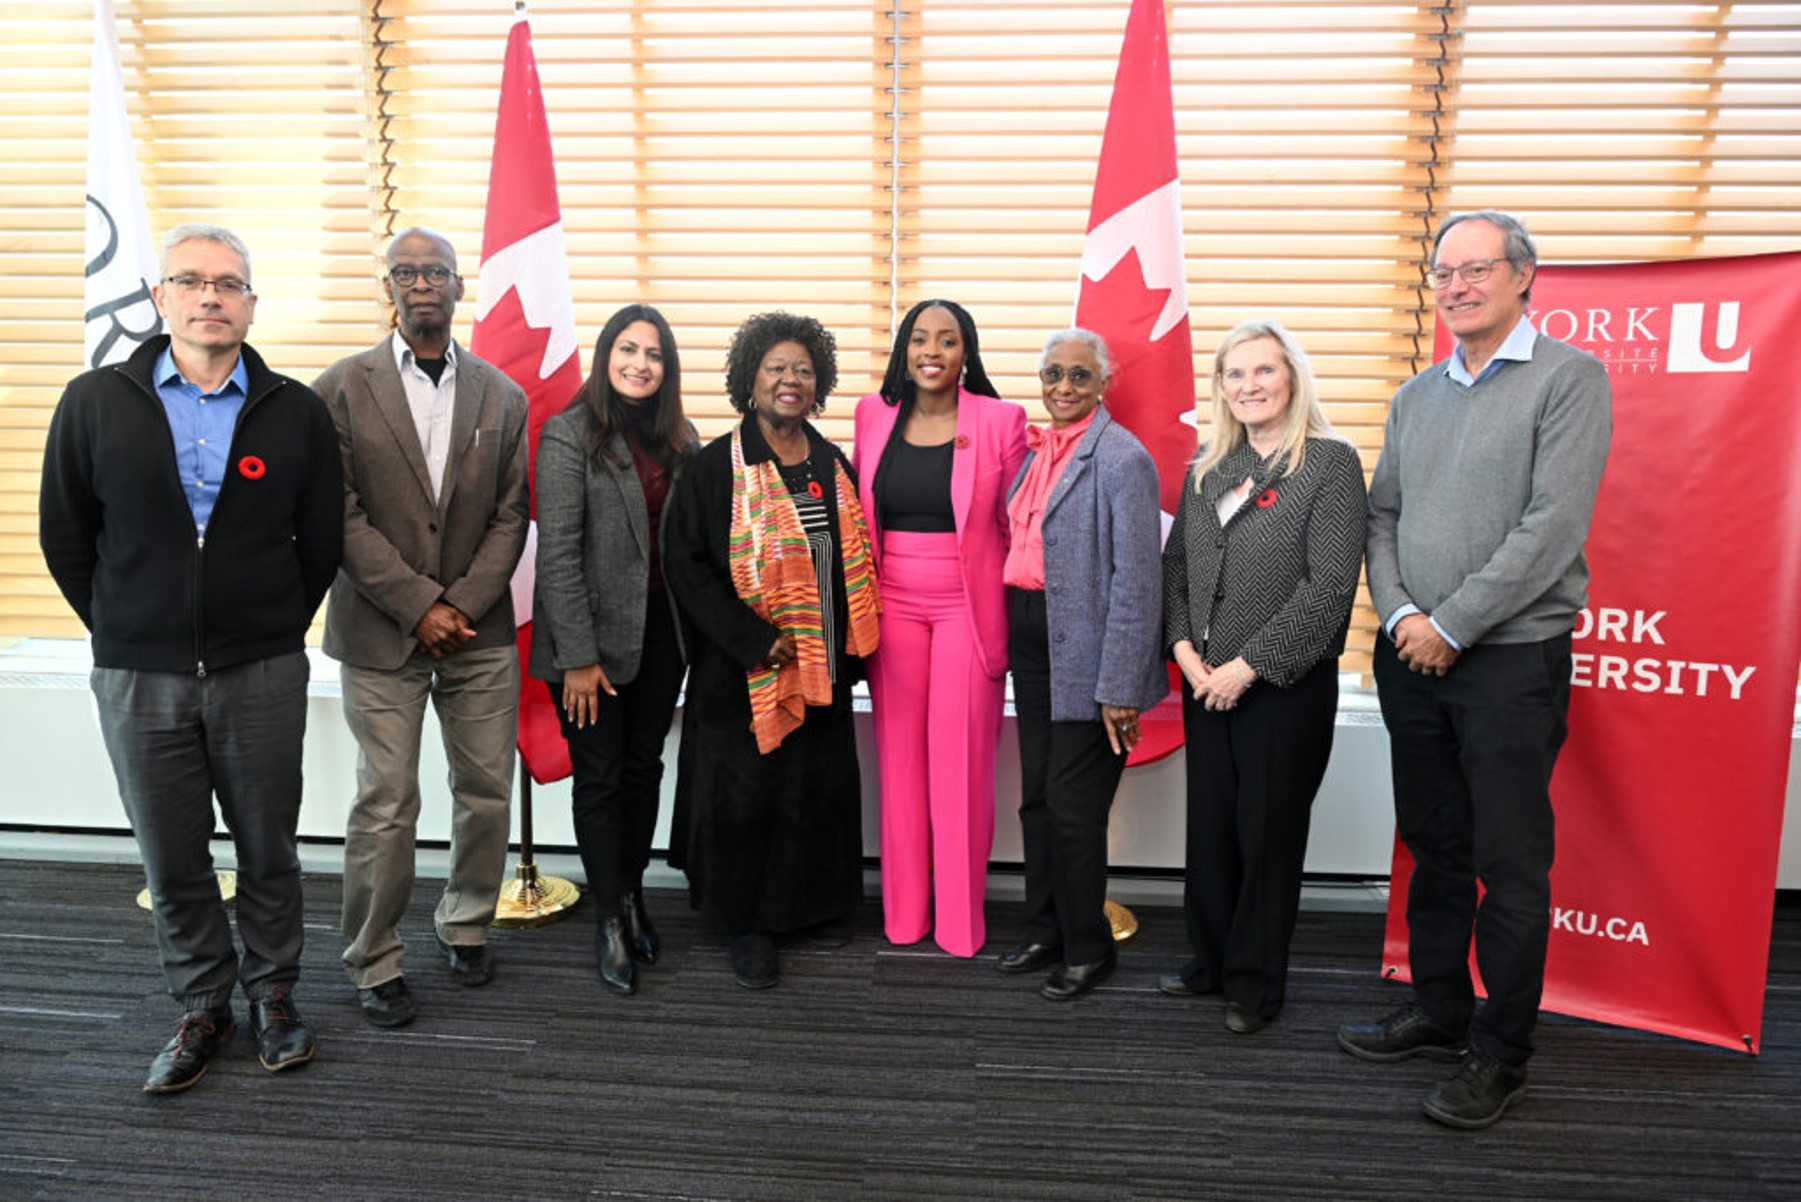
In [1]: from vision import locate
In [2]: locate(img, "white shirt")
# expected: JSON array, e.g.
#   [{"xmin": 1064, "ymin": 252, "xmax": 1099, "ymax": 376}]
[{"xmin": 389, "ymin": 330, "xmax": 458, "ymax": 502}]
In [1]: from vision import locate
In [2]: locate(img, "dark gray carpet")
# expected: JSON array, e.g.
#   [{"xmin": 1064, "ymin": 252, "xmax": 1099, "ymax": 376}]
[{"xmin": 0, "ymin": 857, "xmax": 1795, "ymax": 1200}]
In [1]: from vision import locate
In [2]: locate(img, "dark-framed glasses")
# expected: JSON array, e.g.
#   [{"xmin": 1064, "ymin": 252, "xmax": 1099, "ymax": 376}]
[
  {"xmin": 162, "ymin": 274, "xmax": 251, "ymax": 298},
  {"xmin": 1038, "ymin": 365, "xmax": 1096, "ymax": 387},
  {"xmin": 387, "ymin": 265, "xmax": 456, "ymax": 287},
  {"xmin": 1426, "ymin": 258, "xmax": 1503, "ymax": 289}
]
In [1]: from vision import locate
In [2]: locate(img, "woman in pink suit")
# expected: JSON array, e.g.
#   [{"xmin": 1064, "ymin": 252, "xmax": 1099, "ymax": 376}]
[{"xmin": 854, "ymin": 300, "xmax": 1028, "ymax": 957}]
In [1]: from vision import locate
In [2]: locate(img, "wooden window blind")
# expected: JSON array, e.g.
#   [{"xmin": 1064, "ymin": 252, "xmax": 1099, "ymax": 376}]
[{"xmin": 2, "ymin": 0, "xmax": 1798, "ymax": 655}]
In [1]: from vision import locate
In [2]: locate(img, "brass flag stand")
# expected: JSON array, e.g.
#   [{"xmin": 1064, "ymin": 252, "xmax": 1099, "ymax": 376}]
[
  {"xmin": 137, "ymin": 872, "xmax": 236, "ymax": 912},
  {"xmin": 1105, "ymin": 899, "xmax": 1139, "ymax": 943},
  {"xmin": 493, "ymin": 767, "xmax": 579, "ymax": 928}
]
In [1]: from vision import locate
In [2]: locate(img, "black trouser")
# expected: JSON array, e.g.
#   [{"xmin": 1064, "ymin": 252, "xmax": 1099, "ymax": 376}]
[
  {"xmin": 1374, "ymin": 633, "xmax": 1571, "ymax": 1066},
  {"xmin": 553, "ymin": 596, "xmax": 685, "ymax": 908},
  {"xmin": 1180, "ymin": 657, "xmax": 1337, "ymax": 1019},
  {"xmin": 1008, "ymin": 587, "xmax": 1124, "ymax": 967}
]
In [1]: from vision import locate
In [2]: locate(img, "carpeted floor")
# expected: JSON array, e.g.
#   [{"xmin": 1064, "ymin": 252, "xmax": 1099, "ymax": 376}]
[{"xmin": 0, "ymin": 857, "xmax": 1795, "ymax": 1200}]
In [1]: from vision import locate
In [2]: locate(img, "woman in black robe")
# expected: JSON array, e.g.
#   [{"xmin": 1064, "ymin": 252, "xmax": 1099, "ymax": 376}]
[{"xmin": 663, "ymin": 311, "xmax": 881, "ymax": 989}]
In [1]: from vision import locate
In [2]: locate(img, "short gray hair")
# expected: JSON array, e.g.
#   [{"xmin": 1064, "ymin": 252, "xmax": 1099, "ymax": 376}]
[
  {"xmin": 160, "ymin": 224, "xmax": 252, "ymax": 285},
  {"xmin": 1432, "ymin": 209, "xmax": 1537, "ymax": 300},
  {"xmin": 1038, "ymin": 327, "xmax": 1112, "ymax": 384}
]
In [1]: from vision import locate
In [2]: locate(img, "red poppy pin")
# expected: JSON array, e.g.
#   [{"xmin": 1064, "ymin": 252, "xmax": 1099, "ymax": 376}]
[
  {"xmin": 807, "ymin": 480, "xmax": 824, "ymax": 500},
  {"xmin": 238, "ymin": 455, "xmax": 267, "ymax": 480},
  {"xmin": 954, "ymin": 434, "xmax": 969, "ymax": 450},
  {"xmin": 1255, "ymin": 488, "xmax": 1278, "ymax": 509}
]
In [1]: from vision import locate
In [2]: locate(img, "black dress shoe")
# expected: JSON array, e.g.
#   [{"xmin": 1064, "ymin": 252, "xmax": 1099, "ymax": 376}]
[
  {"xmin": 728, "ymin": 931, "xmax": 778, "ymax": 989},
  {"xmin": 437, "ymin": 934, "xmax": 494, "ymax": 987},
  {"xmin": 249, "ymin": 987, "xmax": 316, "ymax": 1071},
  {"xmin": 143, "ymin": 1008, "xmax": 234, "ymax": 1094},
  {"xmin": 996, "ymin": 941, "xmax": 1062, "ymax": 975},
  {"xmin": 1158, "ymin": 973, "xmax": 1206, "ymax": 997},
  {"xmin": 802, "ymin": 917, "xmax": 852, "ymax": 948},
  {"xmin": 1337, "ymin": 1004, "xmax": 1468, "ymax": 1063},
  {"xmin": 1224, "ymin": 1002, "xmax": 1270, "ymax": 1035},
  {"xmin": 1041, "ymin": 950, "xmax": 1117, "ymax": 1000},
  {"xmin": 621, "ymin": 888, "xmax": 660, "ymax": 964},
  {"xmin": 1423, "ymin": 1052, "xmax": 1529, "ymax": 1130},
  {"xmin": 598, "ymin": 916, "xmax": 638, "ymax": 995},
  {"xmin": 358, "ymin": 977, "xmax": 417, "ymax": 1028}
]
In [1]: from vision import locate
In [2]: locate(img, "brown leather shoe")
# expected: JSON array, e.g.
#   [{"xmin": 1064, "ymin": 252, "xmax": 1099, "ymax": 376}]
[{"xmin": 143, "ymin": 1009, "xmax": 235, "ymax": 1094}]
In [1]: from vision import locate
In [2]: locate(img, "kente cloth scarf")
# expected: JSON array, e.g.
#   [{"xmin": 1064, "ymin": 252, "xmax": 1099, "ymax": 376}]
[{"xmin": 728, "ymin": 425, "xmax": 881, "ymax": 754}]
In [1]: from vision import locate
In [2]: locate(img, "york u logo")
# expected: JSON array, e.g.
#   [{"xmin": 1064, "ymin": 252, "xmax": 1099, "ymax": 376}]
[{"xmin": 1667, "ymin": 301, "xmax": 1752, "ymax": 374}]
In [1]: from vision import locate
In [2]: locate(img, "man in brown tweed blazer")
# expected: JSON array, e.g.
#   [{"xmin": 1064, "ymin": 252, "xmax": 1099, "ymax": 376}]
[{"xmin": 315, "ymin": 228, "xmax": 529, "ymax": 1028}]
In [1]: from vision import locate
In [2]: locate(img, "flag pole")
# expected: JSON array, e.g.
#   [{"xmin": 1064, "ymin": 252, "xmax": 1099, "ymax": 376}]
[
  {"xmin": 493, "ymin": 767, "xmax": 579, "ymax": 927},
  {"xmin": 477, "ymin": 1, "xmax": 584, "ymax": 927},
  {"xmin": 1076, "ymin": 0, "xmax": 1200, "ymax": 945}
]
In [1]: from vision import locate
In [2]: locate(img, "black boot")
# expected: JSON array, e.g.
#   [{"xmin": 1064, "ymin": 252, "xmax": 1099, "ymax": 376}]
[
  {"xmin": 597, "ymin": 916, "xmax": 637, "ymax": 995},
  {"xmin": 622, "ymin": 888, "xmax": 661, "ymax": 964}
]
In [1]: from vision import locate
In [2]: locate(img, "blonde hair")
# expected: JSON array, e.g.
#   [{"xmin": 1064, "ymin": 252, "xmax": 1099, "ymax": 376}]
[{"xmin": 1191, "ymin": 319, "xmax": 1340, "ymax": 487}]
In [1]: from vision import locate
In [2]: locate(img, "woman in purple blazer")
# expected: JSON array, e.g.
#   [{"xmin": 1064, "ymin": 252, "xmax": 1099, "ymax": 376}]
[
  {"xmin": 853, "ymin": 300, "xmax": 1027, "ymax": 957},
  {"xmin": 996, "ymin": 328, "xmax": 1166, "ymax": 1000}
]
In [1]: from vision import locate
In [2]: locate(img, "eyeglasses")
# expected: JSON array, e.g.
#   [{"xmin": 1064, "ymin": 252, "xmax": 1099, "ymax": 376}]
[
  {"xmin": 1038, "ymin": 365, "xmax": 1097, "ymax": 387},
  {"xmin": 387, "ymin": 265, "xmax": 456, "ymax": 287},
  {"xmin": 161, "ymin": 274, "xmax": 251, "ymax": 298},
  {"xmin": 760, "ymin": 361, "xmax": 816, "ymax": 381},
  {"xmin": 1426, "ymin": 258, "xmax": 1504, "ymax": 289}
]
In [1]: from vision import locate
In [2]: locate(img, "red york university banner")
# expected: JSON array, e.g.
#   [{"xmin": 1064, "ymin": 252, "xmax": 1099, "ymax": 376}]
[{"xmin": 1383, "ymin": 252, "xmax": 1801, "ymax": 1053}]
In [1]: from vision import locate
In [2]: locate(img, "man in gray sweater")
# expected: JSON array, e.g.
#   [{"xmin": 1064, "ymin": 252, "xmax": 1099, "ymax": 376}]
[{"xmin": 1338, "ymin": 210, "xmax": 1612, "ymax": 1129}]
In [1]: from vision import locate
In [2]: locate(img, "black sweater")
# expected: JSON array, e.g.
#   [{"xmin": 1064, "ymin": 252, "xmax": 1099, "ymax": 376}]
[{"xmin": 39, "ymin": 336, "xmax": 343, "ymax": 673}]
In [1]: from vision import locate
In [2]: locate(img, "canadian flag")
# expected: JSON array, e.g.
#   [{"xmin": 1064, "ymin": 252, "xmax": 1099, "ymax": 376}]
[
  {"xmin": 84, "ymin": 0, "xmax": 163, "ymax": 369},
  {"xmin": 471, "ymin": 8, "xmax": 583, "ymax": 784},
  {"xmin": 1074, "ymin": 0, "xmax": 1197, "ymax": 764}
]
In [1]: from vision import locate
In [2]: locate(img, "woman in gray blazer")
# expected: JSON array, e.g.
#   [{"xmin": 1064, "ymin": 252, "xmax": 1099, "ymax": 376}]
[
  {"xmin": 996, "ymin": 328, "xmax": 1166, "ymax": 1001},
  {"xmin": 530, "ymin": 305, "xmax": 698, "ymax": 995},
  {"xmin": 1160, "ymin": 319, "xmax": 1367, "ymax": 1033}
]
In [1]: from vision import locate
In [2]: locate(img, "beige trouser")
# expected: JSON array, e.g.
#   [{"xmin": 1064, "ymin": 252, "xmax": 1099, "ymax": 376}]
[{"xmin": 339, "ymin": 645, "xmax": 517, "ymax": 990}]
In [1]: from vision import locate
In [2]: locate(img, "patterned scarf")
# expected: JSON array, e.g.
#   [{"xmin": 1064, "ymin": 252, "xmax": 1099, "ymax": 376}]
[{"xmin": 728, "ymin": 425, "xmax": 881, "ymax": 754}]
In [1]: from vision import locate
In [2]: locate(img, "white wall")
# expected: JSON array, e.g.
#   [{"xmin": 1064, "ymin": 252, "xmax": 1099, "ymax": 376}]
[{"xmin": 2, "ymin": 639, "xmax": 1797, "ymax": 888}]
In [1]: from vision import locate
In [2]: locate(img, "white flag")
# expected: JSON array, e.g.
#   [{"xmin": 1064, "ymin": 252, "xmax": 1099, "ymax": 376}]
[{"xmin": 84, "ymin": 0, "xmax": 162, "ymax": 369}]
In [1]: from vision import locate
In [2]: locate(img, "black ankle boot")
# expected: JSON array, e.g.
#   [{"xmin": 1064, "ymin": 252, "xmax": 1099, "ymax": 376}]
[
  {"xmin": 597, "ymin": 916, "xmax": 637, "ymax": 995},
  {"xmin": 622, "ymin": 888, "xmax": 660, "ymax": 964}
]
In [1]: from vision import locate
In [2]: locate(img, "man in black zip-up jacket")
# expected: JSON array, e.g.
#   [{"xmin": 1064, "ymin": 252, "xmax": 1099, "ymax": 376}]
[{"xmin": 39, "ymin": 224, "xmax": 342, "ymax": 1095}]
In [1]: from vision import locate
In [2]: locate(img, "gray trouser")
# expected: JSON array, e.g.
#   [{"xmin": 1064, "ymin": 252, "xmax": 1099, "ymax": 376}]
[
  {"xmin": 338, "ymin": 645, "xmax": 517, "ymax": 989},
  {"xmin": 91, "ymin": 653, "xmax": 310, "ymax": 1013}
]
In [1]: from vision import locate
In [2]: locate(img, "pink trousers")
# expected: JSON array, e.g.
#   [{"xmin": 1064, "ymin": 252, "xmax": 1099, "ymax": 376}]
[{"xmin": 868, "ymin": 531, "xmax": 1004, "ymax": 957}]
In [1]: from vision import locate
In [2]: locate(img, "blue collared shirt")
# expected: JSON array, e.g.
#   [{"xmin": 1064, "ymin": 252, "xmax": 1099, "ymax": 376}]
[
  {"xmin": 1386, "ymin": 315, "xmax": 1540, "ymax": 648},
  {"xmin": 154, "ymin": 347, "xmax": 249, "ymax": 536},
  {"xmin": 1446, "ymin": 313, "xmax": 1538, "ymax": 386}
]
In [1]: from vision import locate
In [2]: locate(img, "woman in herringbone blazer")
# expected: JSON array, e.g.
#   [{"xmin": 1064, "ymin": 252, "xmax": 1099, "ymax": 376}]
[
  {"xmin": 1160, "ymin": 319, "xmax": 1367, "ymax": 1034},
  {"xmin": 530, "ymin": 304, "xmax": 697, "ymax": 996}
]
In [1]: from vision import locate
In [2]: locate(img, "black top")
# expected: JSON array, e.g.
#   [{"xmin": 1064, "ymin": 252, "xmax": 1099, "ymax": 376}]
[
  {"xmin": 875, "ymin": 438, "xmax": 955, "ymax": 533},
  {"xmin": 38, "ymin": 335, "xmax": 344, "ymax": 673}
]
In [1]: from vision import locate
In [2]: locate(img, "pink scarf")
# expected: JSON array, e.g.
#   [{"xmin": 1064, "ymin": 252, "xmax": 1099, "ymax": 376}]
[{"xmin": 1003, "ymin": 411, "xmax": 1095, "ymax": 589}]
